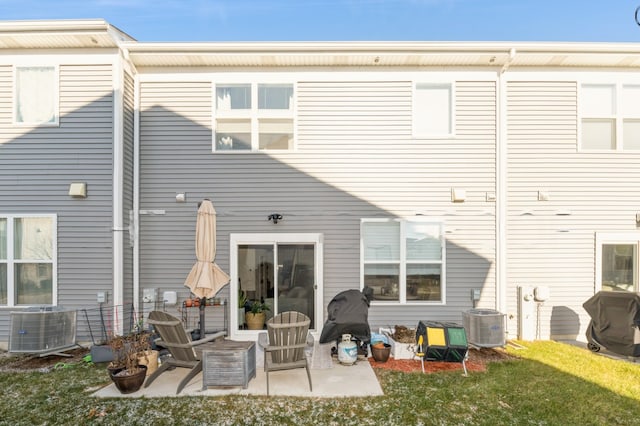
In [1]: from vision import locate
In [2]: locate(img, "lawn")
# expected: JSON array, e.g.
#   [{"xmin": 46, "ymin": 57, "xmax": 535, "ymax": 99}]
[{"xmin": 0, "ymin": 340, "xmax": 639, "ymax": 425}]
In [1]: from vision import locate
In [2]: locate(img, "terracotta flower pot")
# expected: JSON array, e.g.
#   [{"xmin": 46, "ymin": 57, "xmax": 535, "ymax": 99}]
[{"xmin": 371, "ymin": 343, "xmax": 391, "ymax": 362}]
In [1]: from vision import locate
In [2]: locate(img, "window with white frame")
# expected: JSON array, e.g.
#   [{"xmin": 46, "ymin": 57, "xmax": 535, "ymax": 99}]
[
  {"xmin": 14, "ymin": 66, "xmax": 58, "ymax": 125},
  {"xmin": 581, "ymin": 84, "xmax": 640, "ymax": 151},
  {"xmin": 214, "ymin": 83, "xmax": 294, "ymax": 151},
  {"xmin": 596, "ymin": 233, "xmax": 640, "ymax": 292},
  {"xmin": 0, "ymin": 216, "xmax": 56, "ymax": 306},
  {"xmin": 412, "ymin": 82, "xmax": 454, "ymax": 137},
  {"xmin": 361, "ymin": 218, "xmax": 445, "ymax": 303}
]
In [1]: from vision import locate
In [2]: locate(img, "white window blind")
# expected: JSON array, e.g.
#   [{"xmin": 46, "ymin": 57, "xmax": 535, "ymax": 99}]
[
  {"xmin": 15, "ymin": 67, "xmax": 57, "ymax": 125},
  {"xmin": 413, "ymin": 83, "xmax": 453, "ymax": 137},
  {"xmin": 581, "ymin": 83, "xmax": 640, "ymax": 151}
]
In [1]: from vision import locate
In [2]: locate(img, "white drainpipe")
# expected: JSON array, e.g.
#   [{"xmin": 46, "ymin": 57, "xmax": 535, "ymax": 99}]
[
  {"xmin": 132, "ymin": 72, "xmax": 140, "ymax": 318},
  {"xmin": 112, "ymin": 57, "xmax": 124, "ymax": 333},
  {"xmin": 496, "ymin": 48, "xmax": 516, "ymax": 318}
]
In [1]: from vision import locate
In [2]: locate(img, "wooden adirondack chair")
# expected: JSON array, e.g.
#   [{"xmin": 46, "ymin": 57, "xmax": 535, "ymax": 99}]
[
  {"xmin": 263, "ymin": 311, "xmax": 312, "ymax": 396},
  {"xmin": 145, "ymin": 310, "xmax": 225, "ymax": 394}
]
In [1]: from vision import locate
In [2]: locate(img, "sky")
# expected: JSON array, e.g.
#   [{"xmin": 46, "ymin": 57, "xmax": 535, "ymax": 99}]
[{"xmin": 1, "ymin": 0, "xmax": 640, "ymax": 43}]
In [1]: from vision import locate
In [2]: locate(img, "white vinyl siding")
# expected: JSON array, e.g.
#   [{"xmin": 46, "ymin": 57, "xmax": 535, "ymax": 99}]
[
  {"xmin": 139, "ymin": 77, "xmax": 496, "ymax": 332},
  {"xmin": 507, "ymin": 80, "xmax": 584, "ymax": 340},
  {"xmin": 506, "ymin": 78, "xmax": 640, "ymax": 340},
  {"xmin": 297, "ymin": 80, "xmax": 412, "ymax": 146},
  {"xmin": 0, "ymin": 62, "xmax": 114, "ymax": 342}
]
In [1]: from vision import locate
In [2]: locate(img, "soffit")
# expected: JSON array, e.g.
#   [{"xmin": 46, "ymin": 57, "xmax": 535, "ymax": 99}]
[
  {"xmin": 123, "ymin": 42, "xmax": 640, "ymax": 69},
  {"xmin": 0, "ymin": 19, "xmax": 134, "ymax": 49}
]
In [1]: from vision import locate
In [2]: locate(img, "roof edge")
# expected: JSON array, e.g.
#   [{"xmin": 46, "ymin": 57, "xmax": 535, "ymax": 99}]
[{"xmin": 0, "ymin": 19, "xmax": 135, "ymax": 43}]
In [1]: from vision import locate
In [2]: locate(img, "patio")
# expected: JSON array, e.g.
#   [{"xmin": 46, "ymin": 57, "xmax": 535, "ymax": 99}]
[
  {"xmin": 94, "ymin": 341, "xmax": 384, "ymax": 398},
  {"xmin": 94, "ymin": 357, "xmax": 382, "ymax": 398}
]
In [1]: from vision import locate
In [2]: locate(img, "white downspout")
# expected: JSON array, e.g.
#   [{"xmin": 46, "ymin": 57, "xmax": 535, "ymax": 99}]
[
  {"xmin": 496, "ymin": 48, "xmax": 515, "ymax": 318},
  {"xmin": 118, "ymin": 46, "xmax": 140, "ymax": 320},
  {"xmin": 132, "ymin": 73, "xmax": 140, "ymax": 318},
  {"xmin": 112, "ymin": 57, "xmax": 125, "ymax": 333}
]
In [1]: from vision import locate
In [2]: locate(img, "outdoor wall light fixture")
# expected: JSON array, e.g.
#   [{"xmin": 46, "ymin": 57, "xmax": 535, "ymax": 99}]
[
  {"xmin": 176, "ymin": 192, "xmax": 186, "ymax": 203},
  {"xmin": 268, "ymin": 213, "xmax": 283, "ymax": 224},
  {"xmin": 451, "ymin": 188, "xmax": 466, "ymax": 203},
  {"xmin": 68, "ymin": 182, "xmax": 87, "ymax": 198},
  {"xmin": 538, "ymin": 190, "xmax": 550, "ymax": 201}
]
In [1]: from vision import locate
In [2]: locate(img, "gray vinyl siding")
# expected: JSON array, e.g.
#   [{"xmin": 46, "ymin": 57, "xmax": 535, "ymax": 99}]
[
  {"xmin": 0, "ymin": 64, "xmax": 114, "ymax": 342},
  {"xmin": 505, "ymin": 79, "xmax": 640, "ymax": 340},
  {"xmin": 138, "ymin": 81, "xmax": 216, "ymax": 322},
  {"xmin": 138, "ymin": 78, "xmax": 496, "ymax": 331},
  {"xmin": 122, "ymin": 70, "xmax": 135, "ymax": 308}
]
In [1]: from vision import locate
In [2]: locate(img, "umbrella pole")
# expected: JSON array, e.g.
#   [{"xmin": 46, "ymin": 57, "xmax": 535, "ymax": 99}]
[{"xmin": 199, "ymin": 297, "xmax": 206, "ymax": 338}]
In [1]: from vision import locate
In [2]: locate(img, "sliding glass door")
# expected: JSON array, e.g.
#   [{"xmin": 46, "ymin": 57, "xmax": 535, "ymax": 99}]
[{"xmin": 230, "ymin": 234, "xmax": 323, "ymax": 338}]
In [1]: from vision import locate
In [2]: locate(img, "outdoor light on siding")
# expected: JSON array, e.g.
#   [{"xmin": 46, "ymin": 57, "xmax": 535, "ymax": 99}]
[
  {"xmin": 176, "ymin": 192, "xmax": 186, "ymax": 203},
  {"xmin": 268, "ymin": 213, "xmax": 283, "ymax": 224},
  {"xmin": 451, "ymin": 188, "xmax": 466, "ymax": 203},
  {"xmin": 68, "ymin": 182, "xmax": 87, "ymax": 198}
]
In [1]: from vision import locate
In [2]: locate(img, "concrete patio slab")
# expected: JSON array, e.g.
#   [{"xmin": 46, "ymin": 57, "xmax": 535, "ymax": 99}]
[{"xmin": 93, "ymin": 358, "xmax": 383, "ymax": 398}]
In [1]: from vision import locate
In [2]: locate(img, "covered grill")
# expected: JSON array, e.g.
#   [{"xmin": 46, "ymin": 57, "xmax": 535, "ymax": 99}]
[
  {"xmin": 319, "ymin": 288, "xmax": 372, "ymax": 357},
  {"xmin": 583, "ymin": 291, "xmax": 640, "ymax": 357}
]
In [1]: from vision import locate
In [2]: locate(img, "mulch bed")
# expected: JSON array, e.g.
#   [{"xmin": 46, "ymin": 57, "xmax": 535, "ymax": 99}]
[
  {"xmin": 0, "ymin": 347, "xmax": 91, "ymax": 372},
  {"xmin": 368, "ymin": 347, "xmax": 516, "ymax": 373},
  {"xmin": 1, "ymin": 344, "xmax": 516, "ymax": 375}
]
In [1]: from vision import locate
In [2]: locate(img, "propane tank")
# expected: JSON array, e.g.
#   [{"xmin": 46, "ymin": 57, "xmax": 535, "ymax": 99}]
[{"xmin": 337, "ymin": 334, "xmax": 358, "ymax": 365}]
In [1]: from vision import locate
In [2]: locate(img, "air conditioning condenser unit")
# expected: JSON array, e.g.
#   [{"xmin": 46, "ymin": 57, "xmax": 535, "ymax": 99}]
[
  {"xmin": 463, "ymin": 309, "xmax": 506, "ymax": 348},
  {"xmin": 9, "ymin": 308, "xmax": 77, "ymax": 356}
]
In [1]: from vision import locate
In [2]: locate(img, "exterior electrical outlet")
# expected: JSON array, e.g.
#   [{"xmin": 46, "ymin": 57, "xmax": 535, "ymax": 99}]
[
  {"xmin": 471, "ymin": 289, "xmax": 481, "ymax": 301},
  {"xmin": 143, "ymin": 288, "xmax": 157, "ymax": 303}
]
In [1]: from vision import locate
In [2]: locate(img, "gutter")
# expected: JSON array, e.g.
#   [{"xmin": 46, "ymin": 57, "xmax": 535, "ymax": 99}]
[
  {"xmin": 0, "ymin": 19, "xmax": 135, "ymax": 41},
  {"xmin": 120, "ymin": 40, "xmax": 640, "ymax": 54}
]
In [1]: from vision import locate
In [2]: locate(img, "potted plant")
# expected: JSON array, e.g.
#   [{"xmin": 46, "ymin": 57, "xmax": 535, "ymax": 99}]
[
  {"xmin": 245, "ymin": 300, "xmax": 270, "ymax": 330},
  {"xmin": 107, "ymin": 331, "xmax": 151, "ymax": 394},
  {"xmin": 238, "ymin": 289, "xmax": 248, "ymax": 327},
  {"xmin": 370, "ymin": 341, "xmax": 391, "ymax": 362}
]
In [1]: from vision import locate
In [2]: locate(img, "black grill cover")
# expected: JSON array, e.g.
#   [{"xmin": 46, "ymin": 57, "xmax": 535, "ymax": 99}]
[
  {"xmin": 583, "ymin": 291, "xmax": 640, "ymax": 357},
  {"xmin": 319, "ymin": 289, "xmax": 371, "ymax": 344}
]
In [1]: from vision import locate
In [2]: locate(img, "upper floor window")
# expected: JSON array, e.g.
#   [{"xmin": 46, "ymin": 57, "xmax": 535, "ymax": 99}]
[
  {"xmin": 214, "ymin": 83, "xmax": 294, "ymax": 151},
  {"xmin": 361, "ymin": 218, "xmax": 445, "ymax": 304},
  {"xmin": 14, "ymin": 66, "xmax": 58, "ymax": 126},
  {"xmin": 413, "ymin": 82, "xmax": 454, "ymax": 138},
  {"xmin": 0, "ymin": 215, "xmax": 57, "ymax": 306},
  {"xmin": 581, "ymin": 84, "xmax": 640, "ymax": 151}
]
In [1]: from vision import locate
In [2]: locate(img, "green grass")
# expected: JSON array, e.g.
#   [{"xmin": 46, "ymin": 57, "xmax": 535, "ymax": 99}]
[{"xmin": 1, "ymin": 341, "xmax": 639, "ymax": 425}]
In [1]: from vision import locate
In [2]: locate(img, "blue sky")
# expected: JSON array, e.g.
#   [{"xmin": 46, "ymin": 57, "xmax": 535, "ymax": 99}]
[{"xmin": 2, "ymin": 0, "xmax": 640, "ymax": 42}]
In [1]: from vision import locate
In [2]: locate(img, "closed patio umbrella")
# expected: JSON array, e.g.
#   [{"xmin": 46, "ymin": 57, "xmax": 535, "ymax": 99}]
[{"xmin": 184, "ymin": 199, "xmax": 230, "ymax": 337}]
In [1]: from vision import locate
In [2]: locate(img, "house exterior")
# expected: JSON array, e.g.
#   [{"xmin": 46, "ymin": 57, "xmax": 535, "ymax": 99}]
[{"xmin": 1, "ymin": 19, "xmax": 640, "ymax": 348}]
